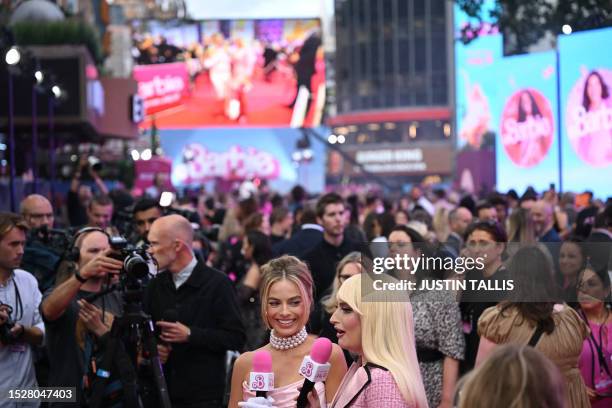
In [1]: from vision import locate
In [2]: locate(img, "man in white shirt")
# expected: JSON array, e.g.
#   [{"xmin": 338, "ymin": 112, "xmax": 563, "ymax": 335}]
[{"xmin": 0, "ymin": 213, "xmax": 44, "ymax": 408}]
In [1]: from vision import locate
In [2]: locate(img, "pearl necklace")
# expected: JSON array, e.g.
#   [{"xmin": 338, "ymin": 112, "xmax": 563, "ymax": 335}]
[{"xmin": 270, "ymin": 327, "xmax": 307, "ymax": 350}]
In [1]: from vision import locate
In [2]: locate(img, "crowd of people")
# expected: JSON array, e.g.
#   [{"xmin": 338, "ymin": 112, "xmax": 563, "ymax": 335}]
[
  {"xmin": 1, "ymin": 171, "xmax": 611, "ymax": 407},
  {"xmin": 133, "ymin": 29, "xmax": 321, "ymax": 122}
]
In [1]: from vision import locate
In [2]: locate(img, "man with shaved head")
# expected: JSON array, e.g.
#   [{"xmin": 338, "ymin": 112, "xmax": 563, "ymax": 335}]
[
  {"xmin": 531, "ymin": 200, "xmax": 561, "ymax": 242},
  {"xmin": 446, "ymin": 206, "xmax": 473, "ymax": 256},
  {"xmin": 20, "ymin": 194, "xmax": 54, "ymax": 230},
  {"xmin": 20, "ymin": 194, "xmax": 61, "ymax": 293},
  {"xmin": 145, "ymin": 214, "xmax": 245, "ymax": 407}
]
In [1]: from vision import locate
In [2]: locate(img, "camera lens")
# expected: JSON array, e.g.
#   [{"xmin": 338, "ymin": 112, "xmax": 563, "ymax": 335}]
[{"xmin": 125, "ymin": 254, "xmax": 149, "ymax": 279}]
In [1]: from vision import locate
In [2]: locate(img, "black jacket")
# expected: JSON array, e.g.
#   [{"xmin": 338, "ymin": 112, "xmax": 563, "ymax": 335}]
[
  {"xmin": 144, "ymin": 261, "xmax": 245, "ymax": 405},
  {"xmin": 273, "ymin": 227, "xmax": 323, "ymax": 258}
]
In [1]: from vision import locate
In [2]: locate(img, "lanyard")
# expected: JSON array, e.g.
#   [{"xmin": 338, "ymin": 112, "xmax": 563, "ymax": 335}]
[{"xmin": 0, "ymin": 274, "xmax": 23, "ymax": 322}]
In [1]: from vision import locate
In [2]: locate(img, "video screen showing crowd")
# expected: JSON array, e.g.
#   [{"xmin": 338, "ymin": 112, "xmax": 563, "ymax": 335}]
[{"xmin": 1, "ymin": 177, "xmax": 611, "ymax": 407}]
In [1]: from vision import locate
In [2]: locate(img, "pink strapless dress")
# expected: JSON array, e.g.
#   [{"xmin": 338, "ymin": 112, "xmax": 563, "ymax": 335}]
[{"xmin": 242, "ymin": 380, "xmax": 327, "ymax": 408}]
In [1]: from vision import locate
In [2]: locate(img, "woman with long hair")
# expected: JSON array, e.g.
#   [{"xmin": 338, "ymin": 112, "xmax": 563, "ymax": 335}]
[
  {"xmin": 457, "ymin": 344, "xmax": 566, "ymax": 408},
  {"xmin": 229, "ymin": 256, "xmax": 347, "ymax": 407},
  {"xmin": 575, "ymin": 263, "xmax": 612, "ymax": 406},
  {"xmin": 559, "ymin": 237, "xmax": 588, "ymax": 303},
  {"xmin": 236, "ymin": 230, "xmax": 274, "ymax": 350},
  {"xmin": 307, "ymin": 273, "xmax": 429, "ymax": 407},
  {"xmin": 475, "ymin": 245, "xmax": 590, "ymax": 407}
]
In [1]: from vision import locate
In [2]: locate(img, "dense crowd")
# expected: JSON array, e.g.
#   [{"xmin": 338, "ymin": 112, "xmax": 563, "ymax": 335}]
[{"xmin": 1, "ymin": 169, "xmax": 611, "ymax": 407}]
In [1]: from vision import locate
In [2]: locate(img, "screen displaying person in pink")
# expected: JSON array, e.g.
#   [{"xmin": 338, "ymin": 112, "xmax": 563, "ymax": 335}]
[
  {"xmin": 500, "ymin": 89, "xmax": 554, "ymax": 167},
  {"xmin": 459, "ymin": 82, "xmax": 492, "ymax": 150},
  {"xmin": 566, "ymin": 69, "xmax": 612, "ymax": 167}
]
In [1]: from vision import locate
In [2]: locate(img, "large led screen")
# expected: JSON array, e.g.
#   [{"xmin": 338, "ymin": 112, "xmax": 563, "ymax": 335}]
[
  {"xmin": 132, "ymin": 18, "xmax": 324, "ymax": 128},
  {"xmin": 559, "ymin": 27, "xmax": 612, "ymax": 199},
  {"xmin": 494, "ymin": 51, "xmax": 560, "ymax": 193},
  {"xmin": 158, "ymin": 127, "xmax": 326, "ymax": 193}
]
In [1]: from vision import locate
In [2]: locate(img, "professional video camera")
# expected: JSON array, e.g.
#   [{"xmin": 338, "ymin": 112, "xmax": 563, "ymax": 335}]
[
  {"xmin": 27, "ymin": 225, "xmax": 71, "ymax": 255},
  {"xmin": 85, "ymin": 236, "xmax": 171, "ymax": 408},
  {"xmin": 105, "ymin": 236, "xmax": 153, "ymax": 303},
  {"xmin": 0, "ymin": 303, "xmax": 17, "ymax": 345}
]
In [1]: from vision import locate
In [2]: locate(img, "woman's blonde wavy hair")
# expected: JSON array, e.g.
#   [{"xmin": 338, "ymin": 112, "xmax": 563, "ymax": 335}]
[
  {"xmin": 321, "ymin": 251, "xmax": 363, "ymax": 314},
  {"xmin": 457, "ymin": 344, "xmax": 565, "ymax": 408},
  {"xmin": 336, "ymin": 274, "xmax": 429, "ymax": 407}
]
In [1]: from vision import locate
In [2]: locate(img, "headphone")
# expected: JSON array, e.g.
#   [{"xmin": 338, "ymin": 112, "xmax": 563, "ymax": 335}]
[{"xmin": 65, "ymin": 227, "xmax": 110, "ymax": 263}]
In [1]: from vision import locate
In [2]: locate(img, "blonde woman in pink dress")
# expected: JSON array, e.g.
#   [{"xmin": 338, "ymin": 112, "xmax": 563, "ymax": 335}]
[{"xmin": 307, "ymin": 274, "xmax": 429, "ymax": 408}]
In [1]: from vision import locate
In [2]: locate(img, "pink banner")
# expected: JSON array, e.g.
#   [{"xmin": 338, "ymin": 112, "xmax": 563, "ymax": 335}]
[
  {"xmin": 134, "ymin": 157, "xmax": 173, "ymax": 190},
  {"xmin": 133, "ymin": 62, "xmax": 190, "ymax": 116}
]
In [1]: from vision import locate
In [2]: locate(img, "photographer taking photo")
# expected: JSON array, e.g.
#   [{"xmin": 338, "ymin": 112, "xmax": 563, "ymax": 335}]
[
  {"xmin": 41, "ymin": 227, "xmax": 124, "ymax": 407},
  {"xmin": 20, "ymin": 194, "xmax": 63, "ymax": 294},
  {"xmin": 0, "ymin": 213, "xmax": 45, "ymax": 407}
]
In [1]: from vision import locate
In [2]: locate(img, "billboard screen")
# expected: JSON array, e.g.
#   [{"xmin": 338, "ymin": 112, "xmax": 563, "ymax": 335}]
[
  {"xmin": 559, "ymin": 27, "xmax": 612, "ymax": 199},
  {"xmin": 132, "ymin": 18, "xmax": 324, "ymax": 128},
  {"xmin": 494, "ymin": 51, "xmax": 560, "ymax": 193},
  {"xmin": 158, "ymin": 127, "xmax": 326, "ymax": 193}
]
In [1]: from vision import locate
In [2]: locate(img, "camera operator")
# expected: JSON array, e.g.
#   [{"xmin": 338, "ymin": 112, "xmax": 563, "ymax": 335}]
[
  {"xmin": 68, "ymin": 155, "xmax": 109, "ymax": 228},
  {"xmin": 132, "ymin": 198, "xmax": 163, "ymax": 245},
  {"xmin": 19, "ymin": 194, "xmax": 62, "ymax": 294},
  {"xmin": 0, "ymin": 213, "xmax": 45, "ymax": 407},
  {"xmin": 145, "ymin": 215, "xmax": 245, "ymax": 408},
  {"xmin": 41, "ymin": 228, "xmax": 124, "ymax": 407}
]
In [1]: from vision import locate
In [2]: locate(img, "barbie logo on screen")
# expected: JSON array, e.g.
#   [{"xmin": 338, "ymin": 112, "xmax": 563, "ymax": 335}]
[
  {"xmin": 173, "ymin": 144, "xmax": 281, "ymax": 184},
  {"xmin": 500, "ymin": 89, "xmax": 554, "ymax": 167},
  {"xmin": 566, "ymin": 69, "xmax": 612, "ymax": 167}
]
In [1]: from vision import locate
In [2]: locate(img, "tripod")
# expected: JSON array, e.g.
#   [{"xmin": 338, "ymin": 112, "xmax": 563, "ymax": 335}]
[{"xmin": 88, "ymin": 299, "xmax": 172, "ymax": 408}]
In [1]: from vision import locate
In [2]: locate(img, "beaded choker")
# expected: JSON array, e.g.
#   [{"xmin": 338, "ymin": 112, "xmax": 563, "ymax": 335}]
[{"xmin": 270, "ymin": 327, "xmax": 307, "ymax": 350}]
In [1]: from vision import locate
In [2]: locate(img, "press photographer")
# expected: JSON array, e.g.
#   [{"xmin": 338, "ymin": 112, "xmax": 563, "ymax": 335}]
[
  {"xmin": 0, "ymin": 213, "xmax": 45, "ymax": 407},
  {"xmin": 19, "ymin": 194, "xmax": 66, "ymax": 294},
  {"xmin": 41, "ymin": 227, "xmax": 124, "ymax": 407}
]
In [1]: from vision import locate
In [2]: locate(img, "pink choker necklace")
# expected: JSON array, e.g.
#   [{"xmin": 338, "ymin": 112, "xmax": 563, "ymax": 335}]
[{"xmin": 270, "ymin": 327, "xmax": 307, "ymax": 350}]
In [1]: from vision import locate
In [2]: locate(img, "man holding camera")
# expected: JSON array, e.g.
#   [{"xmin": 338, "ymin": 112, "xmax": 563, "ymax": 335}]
[
  {"xmin": 145, "ymin": 214, "xmax": 245, "ymax": 408},
  {"xmin": 68, "ymin": 155, "xmax": 109, "ymax": 228},
  {"xmin": 0, "ymin": 213, "xmax": 45, "ymax": 407},
  {"xmin": 41, "ymin": 228, "xmax": 124, "ymax": 407},
  {"xmin": 19, "ymin": 194, "xmax": 62, "ymax": 294}
]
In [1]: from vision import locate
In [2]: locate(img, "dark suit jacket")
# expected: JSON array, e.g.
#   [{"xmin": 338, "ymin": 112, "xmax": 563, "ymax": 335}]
[
  {"xmin": 144, "ymin": 261, "xmax": 245, "ymax": 405},
  {"xmin": 273, "ymin": 227, "xmax": 323, "ymax": 258},
  {"xmin": 586, "ymin": 229, "xmax": 612, "ymax": 272}
]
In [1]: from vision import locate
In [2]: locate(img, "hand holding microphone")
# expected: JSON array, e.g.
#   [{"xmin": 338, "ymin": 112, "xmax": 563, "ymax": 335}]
[
  {"xmin": 249, "ymin": 350, "xmax": 274, "ymax": 397},
  {"xmin": 296, "ymin": 338, "xmax": 333, "ymax": 408},
  {"xmin": 240, "ymin": 350, "xmax": 276, "ymax": 407}
]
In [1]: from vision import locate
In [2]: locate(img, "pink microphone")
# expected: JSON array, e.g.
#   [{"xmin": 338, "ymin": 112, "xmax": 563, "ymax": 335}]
[
  {"xmin": 296, "ymin": 338, "xmax": 333, "ymax": 408},
  {"xmin": 249, "ymin": 350, "xmax": 274, "ymax": 397}
]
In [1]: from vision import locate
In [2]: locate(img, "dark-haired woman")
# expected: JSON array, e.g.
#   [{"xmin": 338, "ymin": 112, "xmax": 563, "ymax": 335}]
[
  {"xmin": 559, "ymin": 237, "xmax": 588, "ymax": 303},
  {"xmin": 475, "ymin": 245, "xmax": 590, "ymax": 408},
  {"xmin": 236, "ymin": 230, "xmax": 273, "ymax": 350},
  {"xmin": 576, "ymin": 264, "xmax": 612, "ymax": 407},
  {"xmin": 459, "ymin": 221, "xmax": 511, "ymax": 373}
]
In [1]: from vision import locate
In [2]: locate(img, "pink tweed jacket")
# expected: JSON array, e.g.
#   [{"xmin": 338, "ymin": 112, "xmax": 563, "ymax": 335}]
[{"xmin": 330, "ymin": 362, "xmax": 416, "ymax": 408}]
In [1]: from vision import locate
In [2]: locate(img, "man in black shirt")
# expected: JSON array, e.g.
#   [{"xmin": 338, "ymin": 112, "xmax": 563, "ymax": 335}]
[
  {"xmin": 303, "ymin": 193, "xmax": 364, "ymax": 302},
  {"xmin": 145, "ymin": 215, "xmax": 245, "ymax": 408},
  {"xmin": 41, "ymin": 228, "xmax": 124, "ymax": 407}
]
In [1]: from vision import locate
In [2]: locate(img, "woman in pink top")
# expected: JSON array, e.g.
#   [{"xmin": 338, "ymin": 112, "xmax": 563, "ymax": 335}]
[
  {"xmin": 228, "ymin": 256, "xmax": 347, "ymax": 408},
  {"xmin": 307, "ymin": 273, "xmax": 429, "ymax": 408},
  {"xmin": 576, "ymin": 264, "xmax": 612, "ymax": 407}
]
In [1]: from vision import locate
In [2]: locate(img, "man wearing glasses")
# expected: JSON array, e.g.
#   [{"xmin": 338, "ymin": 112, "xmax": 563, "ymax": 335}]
[
  {"xmin": 20, "ymin": 194, "xmax": 54, "ymax": 231},
  {"xmin": 19, "ymin": 195, "xmax": 60, "ymax": 294}
]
